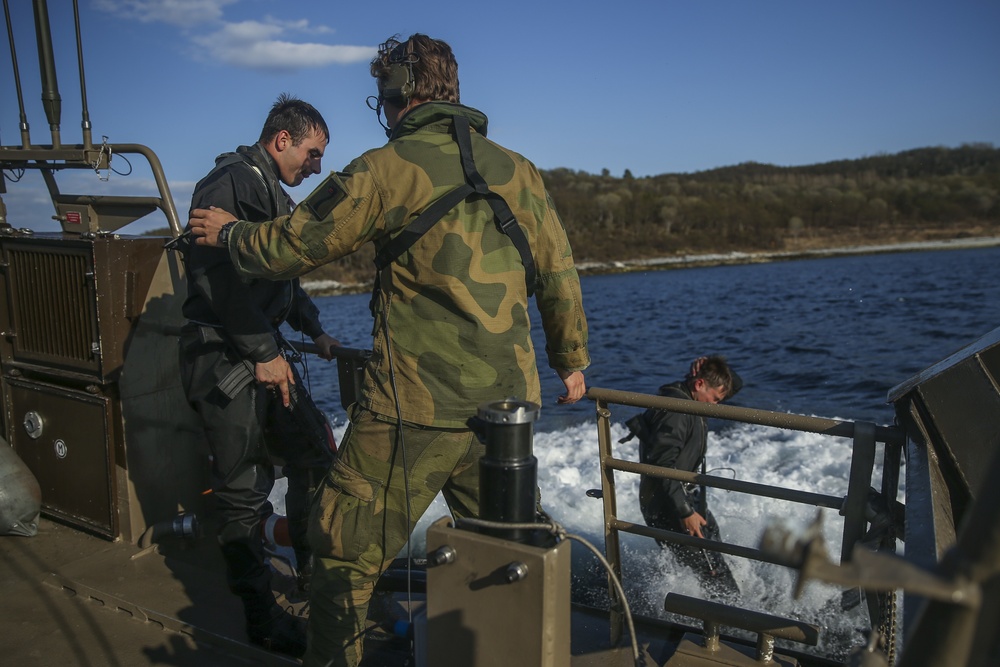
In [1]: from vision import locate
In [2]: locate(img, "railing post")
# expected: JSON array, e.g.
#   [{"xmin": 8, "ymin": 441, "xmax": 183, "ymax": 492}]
[
  {"xmin": 841, "ymin": 420, "xmax": 877, "ymax": 562},
  {"xmin": 594, "ymin": 398, "xmax": 624, "ymax": 645},
  {"xmin": 586, "ymin": 387, "xmax": 894, "ymax": 654}
]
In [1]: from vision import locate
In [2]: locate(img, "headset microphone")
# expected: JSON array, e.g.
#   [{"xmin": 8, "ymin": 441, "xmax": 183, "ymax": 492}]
[{"xmin": 368, "ymin": 42, "xmax": 419, "ymax": 137}]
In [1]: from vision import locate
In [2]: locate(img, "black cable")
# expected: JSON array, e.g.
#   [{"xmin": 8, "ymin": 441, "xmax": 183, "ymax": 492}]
[
  {"xmin": 456, "ymin": 516, "xmax": 642, "ymax": 666},
  {"xmin": 706, "ymin": 466, "xmax": 737, "ymax": 481},
  {"xmin": 380, "ymin": 287, "xmax": 414, "ymax": 631},
  {"xmin": 110, "ymin": 152, "xmax": 132, "ymax": 176},
  {"xmin": 295, "ymin": 328, "xmax": 312, "ymax": 395},
  {"xmin": 2, "ymin": 168, "xmax": 25, "ymax": 182}
]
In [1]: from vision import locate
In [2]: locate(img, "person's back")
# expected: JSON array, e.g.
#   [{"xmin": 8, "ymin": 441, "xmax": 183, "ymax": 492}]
[{"xmin": 340, "ymin": 100, "xmax": 583, "ymax": 426}]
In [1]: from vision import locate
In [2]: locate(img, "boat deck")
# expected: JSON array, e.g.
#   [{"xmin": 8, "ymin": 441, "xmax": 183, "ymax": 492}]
[
  {"xmin": 0, "ymin": 519, "xmax": 629, "ymax": 666},
  {"xmin": 1, "ymin": 518, "xmax": 300, "ymax": 666},
  {"xmin": 1, "ymin": 518, "xmax": 836, "ymax": 667}
]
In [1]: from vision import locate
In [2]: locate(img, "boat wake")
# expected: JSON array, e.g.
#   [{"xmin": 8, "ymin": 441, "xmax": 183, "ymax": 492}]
[{"xmin": 271, "ymin": 417, "xmax": 892, "ymax": 660}]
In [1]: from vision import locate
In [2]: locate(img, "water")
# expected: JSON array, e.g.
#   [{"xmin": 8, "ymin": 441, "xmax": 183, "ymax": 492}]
[
  {"xmin": 275, "ymin": 245, "xmax": 1000, "ymax": 660},
  {"xmin": 294, "ymin": 245, "xmax": 999, "ymax": 430}
]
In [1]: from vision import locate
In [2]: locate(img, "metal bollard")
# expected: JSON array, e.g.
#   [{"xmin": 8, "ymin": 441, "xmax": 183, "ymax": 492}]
[{"xmin": 476, "ymin": 399, "xmax": 540, "ymax": 543}]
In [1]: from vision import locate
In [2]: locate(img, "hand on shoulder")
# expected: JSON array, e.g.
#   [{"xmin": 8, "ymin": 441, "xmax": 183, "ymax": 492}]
[{"xmin": 190, "ymin": 207, "xmax": 238, "ymax": 247}]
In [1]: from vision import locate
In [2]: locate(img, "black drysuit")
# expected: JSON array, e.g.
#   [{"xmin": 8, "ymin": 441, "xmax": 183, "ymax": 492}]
[
  {"xmin": 179, "ymin": 143, "xmax": 333, "ymax": 614},
  {"xmin": 626, "ymin": 381, "xmax": 740, "ymax": 598}
]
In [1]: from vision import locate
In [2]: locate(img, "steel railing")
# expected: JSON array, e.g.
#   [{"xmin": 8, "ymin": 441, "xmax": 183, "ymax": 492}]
[{"xmin": 585, "ymin": 386, "xmax": 905, "ymax": 645}]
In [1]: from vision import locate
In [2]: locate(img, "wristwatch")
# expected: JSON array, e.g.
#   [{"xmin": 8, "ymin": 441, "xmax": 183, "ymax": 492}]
[{"xmin": 217, "ymin": 220, "xmax": 237, "ymax": 247}]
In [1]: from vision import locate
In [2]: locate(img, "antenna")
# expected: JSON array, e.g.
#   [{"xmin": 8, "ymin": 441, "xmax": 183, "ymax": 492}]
[
  {"xmin": 2, "ymin": 0, "xmax": 31, "ymax": 147},
  {"xmin": 31, "ymin": 0, "xmax": 61, "ymax": 148},
  {"xmin": 72, "ymin": 0, "xmax": 92, "ymax": 150},
  {"xmin": 1, "ymin": 0, "xmax": 183, "ymax": 235}
]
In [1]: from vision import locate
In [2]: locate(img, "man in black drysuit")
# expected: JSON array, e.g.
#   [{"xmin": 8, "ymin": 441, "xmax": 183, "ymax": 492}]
[
  {"xmin": 178, "ymin": 94, "xmax": 338, "ymax": 657},
  {"xmin": 623, "ymin": 355, "xmax": 743, "ymax": 599}
]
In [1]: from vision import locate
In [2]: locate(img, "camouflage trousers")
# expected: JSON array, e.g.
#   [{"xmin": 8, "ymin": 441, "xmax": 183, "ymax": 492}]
[{"xmin": 304, "ymin": 406, "xmax": 482, "ymax": 667}]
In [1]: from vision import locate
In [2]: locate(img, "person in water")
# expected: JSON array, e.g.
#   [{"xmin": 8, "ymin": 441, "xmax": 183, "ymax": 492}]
[
  {"xmin": 178, "ymin": 94, "xmax": 339, "ymax": 658},
  {"xmin": 623, "ymin": 355, "xmax": 743, "ymax": 598},
  {"xmin": 189, "ymin": 33, "xmax": 590, "ymax": 667}
]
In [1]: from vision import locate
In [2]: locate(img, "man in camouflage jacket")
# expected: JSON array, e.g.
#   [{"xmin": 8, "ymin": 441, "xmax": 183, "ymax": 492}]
[{"xmin": 191, "ymin": 34, "xmax": 590, "ymax": 667}]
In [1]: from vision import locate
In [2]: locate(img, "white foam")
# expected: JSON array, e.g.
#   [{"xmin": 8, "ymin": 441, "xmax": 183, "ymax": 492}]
[{"xmin": 272, "ymin": 418, "xmax": 898, "ymax": 659}]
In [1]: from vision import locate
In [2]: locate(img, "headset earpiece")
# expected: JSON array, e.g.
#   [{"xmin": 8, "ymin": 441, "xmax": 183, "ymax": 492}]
[{"xmin": 381, "ymin": 43, "xmax": 417, "ymax": 107}]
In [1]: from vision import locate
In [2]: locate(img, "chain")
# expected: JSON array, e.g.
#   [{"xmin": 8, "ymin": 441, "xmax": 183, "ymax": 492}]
[
  {"xmin": 92, "ymin": 135, "xmax": 112, "ymax": 181},
  {"xmin": 876, "ymin": 588, "xmax": 898, "ymax": 665}
]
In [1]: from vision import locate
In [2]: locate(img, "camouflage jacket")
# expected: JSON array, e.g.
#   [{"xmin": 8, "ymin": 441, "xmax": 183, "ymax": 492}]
[{"xmin": 226, "ymin": 102, "xmax": 590, "ymax": 427}]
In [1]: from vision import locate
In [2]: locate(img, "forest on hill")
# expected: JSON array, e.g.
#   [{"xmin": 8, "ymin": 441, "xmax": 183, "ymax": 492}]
[
  {"xmin": 547, "ymin": 143, "xmax": 1000, "ymax": 264},
  {"xmin": 160, "ymin": 144, "xmax": 1000, "ymax": 289}
]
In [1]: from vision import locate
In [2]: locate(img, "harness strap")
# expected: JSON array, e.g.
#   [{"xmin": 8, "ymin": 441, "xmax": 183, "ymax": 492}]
[
  {"xmin": 373, "ymin": 182, "xmax": 475, "ymax": 272},
  {"xmin": 453, "ymin": 116, "xmax": 537, "ymax": 296},
  {"xmin": 370, "ymin": 115, "xmax": 537, "ymax": 316}
]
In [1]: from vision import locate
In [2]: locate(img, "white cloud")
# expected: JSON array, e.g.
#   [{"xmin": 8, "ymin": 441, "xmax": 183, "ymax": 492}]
[
  {"xmin": 270, "ymin": 17, "xmax": 335, "ymax": 37},
  {"xmin": 95, "ymin": 2, "xmax": 375, "ymax": 72},
  {"xmin": 191, "ymin": 20, "xmax": 376, "ymax": 71},
  {"xmin": 93, "ymin": 0, "xmax": 236, "ymax": 27}
]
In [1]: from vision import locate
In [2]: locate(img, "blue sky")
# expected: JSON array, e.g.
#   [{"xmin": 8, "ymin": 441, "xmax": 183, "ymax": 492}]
[{"xmin": 2, "ymin": 0, "xmax": 998, "ymax": 233}]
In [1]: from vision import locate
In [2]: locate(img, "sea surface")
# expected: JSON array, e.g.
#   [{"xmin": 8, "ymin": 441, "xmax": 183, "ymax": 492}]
[
  {"xmin": 294, "ymin": 244, "xmax": 999, "ymax": 430},
  {"xmin": 275, "ymin": 244, "xmax": 1000, "ymax": 660}
]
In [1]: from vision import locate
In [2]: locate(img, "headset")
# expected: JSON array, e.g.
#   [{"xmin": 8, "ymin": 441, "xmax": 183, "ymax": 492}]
[
  {"xmin": 381, "ymin": 42, "xmax": 418, "ymax": 107},
  {"xmin": 367, "ymin": 41, "xmax": 419, "ymax": 136}
]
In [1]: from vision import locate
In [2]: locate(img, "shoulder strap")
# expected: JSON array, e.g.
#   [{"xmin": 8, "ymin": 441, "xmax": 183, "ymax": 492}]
[
  {"xmin": 453, "ymin": 116, "xmax": 537, "ymax": 296},
  {"xmin": 373, "ymin": 182, "xmax": 475, "ymax": 272},
  {"xmin": 371, "ymin": 116, "xmax": 537, "ymax": 295}
]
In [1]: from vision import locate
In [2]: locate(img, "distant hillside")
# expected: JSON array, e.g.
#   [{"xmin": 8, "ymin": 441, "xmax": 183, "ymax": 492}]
[
  {"xmin": 154, "ymin": 144, "xmax": 1000, "ymax": 290},
  {"xmin": 545, "ymin": 143, "xmax": 1000, "ymax": 265}
]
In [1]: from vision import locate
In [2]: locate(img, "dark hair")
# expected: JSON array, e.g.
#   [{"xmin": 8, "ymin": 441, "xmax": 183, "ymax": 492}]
[
  {"xmin": 371, "ymin": 34, "xmax": 460, "ymax": 104},
  {"xmin": 691, "ymin": 355, "xmax": 736, "ymax": 397},
  {"xmin": 259, "ymin": 93, "xmax": 329, "ymax": 145}
]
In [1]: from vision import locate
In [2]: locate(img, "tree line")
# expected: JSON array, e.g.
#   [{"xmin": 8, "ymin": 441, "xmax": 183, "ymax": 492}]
[
  {"xmin": 546, "ymin": 143, "xmax": 1000, "ymax": 265},
  {"xmin": 156, "ymin": 144, "xmax": 1000, "ymax": 288}
]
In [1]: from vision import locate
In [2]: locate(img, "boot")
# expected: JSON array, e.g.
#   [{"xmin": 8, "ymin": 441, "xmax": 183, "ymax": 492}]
[
  {"xmin": 295, "ymin": 555, "xmax": 312, "ymax": 599},
  {"xmin": 245, "ymin": 597, "xmax": 307, "ymax": 658},
  {"xmin": 293, "ymin": 548, "xmax": 313, "ymax": 599}
]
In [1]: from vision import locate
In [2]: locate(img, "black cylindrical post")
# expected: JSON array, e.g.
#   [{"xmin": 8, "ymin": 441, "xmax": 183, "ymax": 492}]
[
  {"xmin": 32, "ymin": 0, "xmax": 61, "ymax": 146},
  {"xmin": 477, "ymin": 399, "xmax": 540, "ymax": 543},
  {"xmin": 72, "ymin": 0, "xmax": 92, "ymax": 149}
]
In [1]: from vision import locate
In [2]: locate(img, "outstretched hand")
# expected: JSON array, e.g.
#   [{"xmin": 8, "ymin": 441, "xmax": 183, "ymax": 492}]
[
  {"xmin": 189, "ymin": 207, "xmax": 237, "ymax": 247},
  {"xmin": 556, "ymin": 369, "xmax": 586, "ymax": 404}
]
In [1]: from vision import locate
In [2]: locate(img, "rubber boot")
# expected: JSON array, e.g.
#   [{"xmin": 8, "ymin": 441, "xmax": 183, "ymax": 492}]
[
  {"xmin": 244, "ymin": 593, "xmax": 307, "ymax": 658},
  {"xmin": 294, "ymin": 549, "xmax": 312, "ymax": 598}
]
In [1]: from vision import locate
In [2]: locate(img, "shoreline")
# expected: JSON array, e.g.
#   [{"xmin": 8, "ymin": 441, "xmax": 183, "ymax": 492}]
[
  {"xmin": 301, "ymin": 235, "xmax": 1000, "ymax": 297},
  {"xmin": 575, "ymin": 235, "xmax": 1000, "ymax": 273}
]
